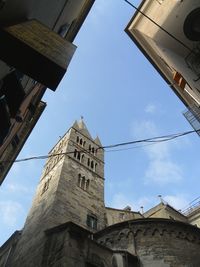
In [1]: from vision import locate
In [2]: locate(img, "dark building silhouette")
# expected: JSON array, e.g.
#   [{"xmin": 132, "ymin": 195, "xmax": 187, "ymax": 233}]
[{"xmin": 0, "ymin": 0, "xmax": 95, "ymax": 184}]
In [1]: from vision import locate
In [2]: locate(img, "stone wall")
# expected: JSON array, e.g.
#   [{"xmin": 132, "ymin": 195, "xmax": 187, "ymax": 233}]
[
  {"xmin": 106, "ymin": 207, "xmax": 143, "ymax": 226},
  {"xmin": 42, "ymin": 222, "xmax": 113, "ymax": 267},
  {"xmin": 95, "ymin": 218, "xmax": 200, "ymax": 267},
  {"xmin": 188, "ymin": 207, "xmax": 200, "ymax": 227}
]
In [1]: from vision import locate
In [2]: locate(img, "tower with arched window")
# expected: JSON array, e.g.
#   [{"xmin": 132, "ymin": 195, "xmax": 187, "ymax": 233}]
[{"xmin": 9, "ymin": 118, "xmax": 106, "ymax": 267}]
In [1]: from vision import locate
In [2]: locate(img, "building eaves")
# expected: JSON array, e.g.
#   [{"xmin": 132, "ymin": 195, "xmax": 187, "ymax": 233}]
[{"xmin": 124, "ymin": 1, "xmax": 189, "ymax": 108}]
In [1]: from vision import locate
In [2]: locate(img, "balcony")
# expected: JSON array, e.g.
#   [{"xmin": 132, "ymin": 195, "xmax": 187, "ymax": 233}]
[{"xmin": 183, "ymin": 105, "xmax": 200, "ymax": 136}]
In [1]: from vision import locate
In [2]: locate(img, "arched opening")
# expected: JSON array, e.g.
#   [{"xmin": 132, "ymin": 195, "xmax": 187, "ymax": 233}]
[
  {"xmin": 87, "ymin": 158, "xmax": 90, "ymax": 167},
  {"xmin": 86, "ymin": 179, "xmax": 90, "ymax": 191},
  {"xmin": 81, "ymin": 154, "xmax": 85, "ymax": 163},
  {"xmin": 81, "ymin": 176, "xmax": 85, "ymax": 190},
  {"xmin": 91, "ymin": 160, "xmax": 94, "ymax": 170},
  {"xmin": 78, "ymin": 174, "xmax": 82, "ymax": 187},
  {"xmin": 74, "ymin": 149, "xmax": 77, "ymax": 158},
  {"xmin": 76, "ymin": 136, "xmax": 79, "ymax": 143},
  {"xmin": 95, "ymin": 163, "xmax": 98, "ymax": 172},
  {"xmin": 80, "ymin": 138, "xmax": 83, "ymax": 145}
]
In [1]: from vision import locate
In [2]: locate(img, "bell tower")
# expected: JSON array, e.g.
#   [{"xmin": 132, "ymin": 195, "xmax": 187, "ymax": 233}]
[{"xmin": 11, "ymin": 119, "xmax": 106, "ymax": 267}]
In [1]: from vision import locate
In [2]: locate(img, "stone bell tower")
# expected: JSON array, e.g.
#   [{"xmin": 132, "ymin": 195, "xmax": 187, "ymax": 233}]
[{"xmin": 10, "ymin": 119, "xmax": 106, "ymax": 267}]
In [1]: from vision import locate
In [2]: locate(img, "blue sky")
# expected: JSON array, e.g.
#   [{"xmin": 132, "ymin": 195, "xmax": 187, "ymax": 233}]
[{"xmin": 1, "ymin": 0, "xmax": 200, "ymax": 245}]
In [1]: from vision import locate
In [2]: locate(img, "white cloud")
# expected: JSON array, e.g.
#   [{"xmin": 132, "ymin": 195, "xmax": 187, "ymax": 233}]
[
  {"xmin": 0, "ymin": 201, "xmax": 24, "ymax": 226},
  {"xmin": 145, "ymin": 159, "xmax": 183, "ymax": 185},
  {"xmin": 110, "ymin": 193, "xmax": 157, "ymax": 212},
  {"xmin": 5, "ymin": 183, "xmax": 31, "ymax": 194},
  {"xmin": 132, "ymin": 120, "xmax": 157, "ymax": 138},
  {"xmin": 131, "ymin": 120, "xmax": 184, "ymax": 185},
  {"xmin": 111, "ymin": 193, "xmax": 134, "ymax": 210},
  {"xmin": 145, "ymin": 104, "xmax": 156, "ymax": 114}
]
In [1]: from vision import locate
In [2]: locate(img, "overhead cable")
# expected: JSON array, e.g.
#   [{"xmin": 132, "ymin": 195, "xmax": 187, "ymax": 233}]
[{"xmin": 1, "ymin": 128, "xmax": 198, "ymax": 164}]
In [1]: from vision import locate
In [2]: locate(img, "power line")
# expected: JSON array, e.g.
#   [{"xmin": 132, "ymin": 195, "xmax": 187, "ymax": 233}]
[
  {"xmin": 124, "ymin": 0, "xmax": 195, "ymax": 54},
  {"xmin": 105, "ymin": 142, "xmax": 157, "ymax": 153},
  {"xmin": 1, "ymin": 128, "xmax": 198, "ymax": 164},
  {"xmin": 102, "ymin": 129, "xmax": 196, "ymax": 150}
]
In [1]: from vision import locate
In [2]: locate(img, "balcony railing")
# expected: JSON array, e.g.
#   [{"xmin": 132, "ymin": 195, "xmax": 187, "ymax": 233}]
[
  {"xmin": 183, "ymin": 105, "xmax": 200, "ymax": 136},
  {"xmin": 182, "ymin": 198, "xmax": 200, "ymax": 216}
]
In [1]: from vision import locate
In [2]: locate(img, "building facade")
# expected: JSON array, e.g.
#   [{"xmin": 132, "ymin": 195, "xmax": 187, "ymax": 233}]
[
  {"xmin": 0, "ymin": 0, "xmax": 95, "ymax": 184},
  {"xmin": 1, "ymin": 119, "xmax": 200, "ymax": 266},
  {"xmin": 126, "ymin": 0, "xmax": 200, "ymax": 134}
]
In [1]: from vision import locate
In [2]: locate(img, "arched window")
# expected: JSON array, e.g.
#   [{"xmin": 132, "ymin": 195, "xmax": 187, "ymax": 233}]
[
  {"xmin": 81, "ymin": 176, "xmax": 85, "ymax": 190},
  {"xmin": 89, "ymin": 144, "xmax": 91, "ymax": 152},
  {"xmin": 74, "ymin": 149, "xmax": 77, "ymax": 158},
  {"xmin": 95, "ymin": 163, "xmax": 98, "ymax": 172},
  {"xmin": 77, "ymin": 152, "xmax": 81, "ymax": 161},
  {"xmin": 87, "ymin": 158, "xmax": 90, "ymax": 167},
  {"xmin": 80, "ymin": 138, "xmax": 83, "ymax": 145},
  {"xmin": 81, "ymin": 154, "xmax": 85, "ymax": 163},
  {"xmin": 91, "ymin": 160, "xmax": 94, "ymax": 170},
  {"xmin": 76, "ymin": 136, "xmax": 79, "ymax": 143},
  {"xmin": 92, "ymin": 147, "xmax": 95, "ymax": 154},
  {"xmin": 83, "ymin": 141, "xmax": 86, "ymax": 147},
  {"xmin": 77, "ymin": 174, "xmax": 90, "ymax": 192}
]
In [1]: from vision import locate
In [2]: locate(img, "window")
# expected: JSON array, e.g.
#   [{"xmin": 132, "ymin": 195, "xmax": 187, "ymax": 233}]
[
  {"xmin": 95, "ymin": 163, "xmax": 98, "ymax": 172},
  {"xmin": 81, "ymin": 176, "xmax": 85, "ymax": 190},
  {"xmin": 78, "ymin": 174, "xmax": 82, "ymax": 187},
  {"xmin": 87, "ymin": 215, "xmax": 97, "ymax": 230},
  {"xmin": 87, "ymin": 158, "xmax": 90, "ymax": 167},
  {"xmin": 41, "ymin": 178, "xmax": 51, "ymax": 195},
  {"xmin": 81, "ymin": 154, "xmax": 85, "ymax": 163},
  {"xmin": 78, "ymin": 174, "xmax": 89, "ymax": 191},
  {"xmin": 91, "ymin": 160, "xmax": 94, "ymax": 170},
  {"xmin": 76, "ymin": 136, "xmax": 79, "ymax": 143},
  {"xmin": 80, "ymin": 138, "xmax": 83, "ymax": 145},
  {"xmin": 74, "ymin": 149, "xmax": 77, "ymax": 158},
  {"xmin": 86, "ymin": 179, "xmax": 90, "ymax": 191}
]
